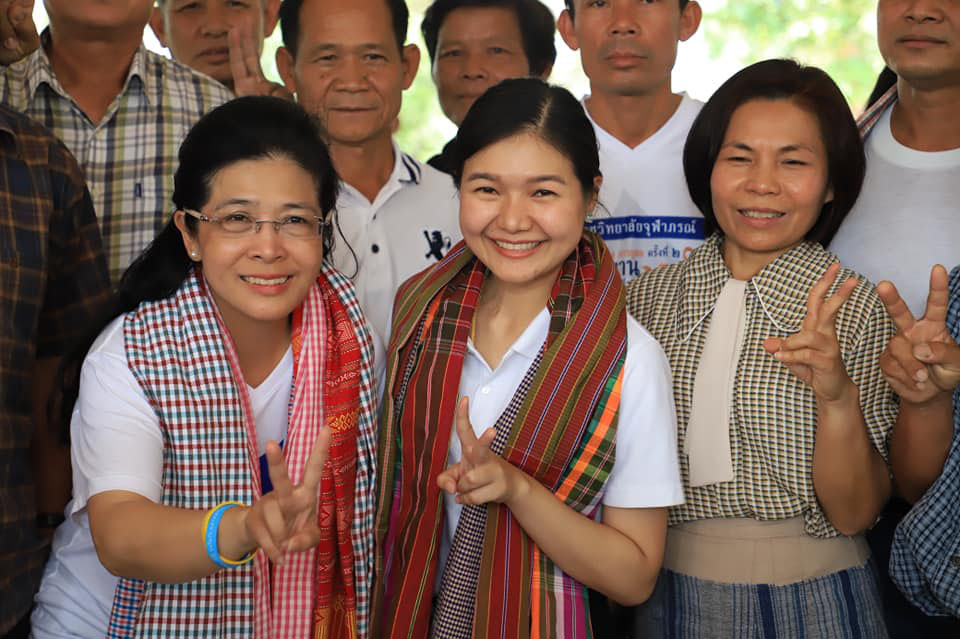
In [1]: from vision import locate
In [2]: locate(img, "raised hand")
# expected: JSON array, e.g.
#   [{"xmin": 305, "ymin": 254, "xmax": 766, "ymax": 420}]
[
  {"xmin": 763, "ymin": 263, "xmax": 859, "ymax": 403},
  {"xmin": 0, "ymin": 0, "xmax": 39, "ymax": 66},
  {"xmin": 877, "ymin": 265, "xmax": 960, "ymax": 404},
  {"xmin": 242, "ymin": 428, "xmax": 331, "ymax": 564},
  {"xmin": 228, "ymin": 22, "xmax": 293, "ymax": 100},
  {"xmin": 436, "ymin": 397, "xmax": 525, "ymax": 506}
]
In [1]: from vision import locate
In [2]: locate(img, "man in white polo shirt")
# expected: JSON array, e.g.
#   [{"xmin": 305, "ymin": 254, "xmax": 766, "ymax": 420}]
[
  {"xmin": 558, "ymin": 0, "xmax": 703, "ymax": 281},
  {"xmin": 276, "ymin": 0, "xmax": 460, "ymax": 353}
]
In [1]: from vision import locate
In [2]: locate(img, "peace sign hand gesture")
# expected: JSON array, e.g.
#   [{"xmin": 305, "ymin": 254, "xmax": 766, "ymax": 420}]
[
  {"xmin": 242, "ymin": 428, "xmax": 331, "ymax": 564},
  {"xmin": 877, "ymin": 265, "xmax": 960, "ymax": 404},
  {"xmin": 436, "ymin": 397, "xmax": 528, "ymax": 507},
  {"xmin": 228, "ymin": 22, "xmax": 293, "ymax": 100},
  {"xmin": 0, "ymin": 0, "xmax": 39, "ymax": 66},
  {"xmin": 763, "ymin": 263, "xmax": 859, "ymax": 403}
]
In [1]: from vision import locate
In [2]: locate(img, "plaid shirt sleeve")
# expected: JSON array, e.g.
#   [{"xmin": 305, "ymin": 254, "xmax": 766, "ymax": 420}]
[
  {"xmin": 840, "ymin": 277, "xmax": 899, "ymax": 461},
  {"xmin": 0, "ymin": 106, "xmax": 110, "ymax": 633},
  {"xmin": 889, "ymin": 265, "xmax": 960, "ymax": 617},
  {"xmin": 35, "ymin": 137, "xmax": 111, "ymax": 356}
]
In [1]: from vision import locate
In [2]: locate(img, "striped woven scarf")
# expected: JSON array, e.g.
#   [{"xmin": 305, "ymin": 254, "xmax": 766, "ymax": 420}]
[
  {"xmin": 105, "ymin": 264, "xmax": 378, "ymax": 639},
  {"xmin": 372, "ymin": 231, "xmax": 626, "ymax": 639}
]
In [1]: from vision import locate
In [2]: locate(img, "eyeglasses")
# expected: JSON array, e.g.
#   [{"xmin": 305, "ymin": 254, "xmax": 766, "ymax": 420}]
[{"xmin": 183, "ymin": 208, "xmax": 327, "ymax": 240}]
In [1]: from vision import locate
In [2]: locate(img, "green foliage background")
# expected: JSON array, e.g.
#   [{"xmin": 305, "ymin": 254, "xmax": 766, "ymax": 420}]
[{"xmin": 700, "ymin": 0, "xmax": 884, "ymax": 114}]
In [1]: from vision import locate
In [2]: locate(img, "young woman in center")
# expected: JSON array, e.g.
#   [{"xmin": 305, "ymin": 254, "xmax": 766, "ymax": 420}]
[
  {"xmin": 371, "ymin": 78, "xmax": 684, "ymax": 638},
  {"xmin": 627, "ymin": 59, "xmax": 899, "ymax": 637}
]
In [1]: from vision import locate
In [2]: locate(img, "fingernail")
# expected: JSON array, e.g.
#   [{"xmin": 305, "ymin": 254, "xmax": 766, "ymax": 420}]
[
  {"xmin": 915, "ymin": 345, "xmax": 933, "ymax": 359},
  {"xmin": 915, "ymin": 369, "xmax": 929, "ymax": 382},
  {"xmin": 4, "ymin": 38, "xmax": 17, "ymax": 50}
]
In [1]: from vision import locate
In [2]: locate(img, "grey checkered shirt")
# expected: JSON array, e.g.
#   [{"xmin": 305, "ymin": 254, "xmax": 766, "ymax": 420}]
[
  {"xmin": 626, "ymin": 234, "xmax": 898, "ymax": 538},
  {"xmin": 0, "ymin": 36, "xmax": 232, "ymax": 281}
]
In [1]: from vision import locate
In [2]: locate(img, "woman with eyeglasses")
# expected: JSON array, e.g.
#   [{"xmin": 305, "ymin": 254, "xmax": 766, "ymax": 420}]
[{"xmin": 30, "ymin": 97, "xmax": 379, "ymax": 639}]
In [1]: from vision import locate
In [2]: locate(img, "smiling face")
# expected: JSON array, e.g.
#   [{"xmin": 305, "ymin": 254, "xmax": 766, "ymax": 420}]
[
  {"xmin": 432, "ymin": 6, "xmax": 532, "ymax": 126},
  {"xmin": 151, "ymin": 0, "xmax": 279, "ymax": 88},
  {"xmin": 459, "ymin": 132, "xmax": 597, "ymax": 297},
  {"xmin": 174, "ymin": 155, "xmax": 326, "ymax": 339},
  {"xmin": 277, "ymin": 0, "xmax": 418, "ymax": 147},
  {"xmin": 710, "ymin": 98, "xmax": 833, "ymax": 279},
  {"xmin": 878, "ymin": 0, "xmax": 960, "ymax": 90},
  {"xmin": 558, "ymin": 0, "xmax": 699, "ymax": 98}
]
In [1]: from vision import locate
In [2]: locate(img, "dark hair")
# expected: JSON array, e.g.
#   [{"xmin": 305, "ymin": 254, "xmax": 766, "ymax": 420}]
[
  {"xmin": 421, "ymin": 0, "xmax": 556, "ymax": 77},
  {"xmin": 683, "ymin": 58, "xmax": 865, "ymax": 246},
  {"xmin": 56, "ymin": 96, "xmax": 341, "ymax": 438},
  {"xmin": 280, "ymin": 0, "xmax": 409, "ymax": 55},
  {"xmin": 450, "ymin": 77, "xmax": 599, "ymax": 196},
  {"xmin": 866, "ymin": 66, "xmax": 897, "ymax": 110},
  {"xmin": 564, "ymin": 0, "xmax": 689, "ymax": 18}
]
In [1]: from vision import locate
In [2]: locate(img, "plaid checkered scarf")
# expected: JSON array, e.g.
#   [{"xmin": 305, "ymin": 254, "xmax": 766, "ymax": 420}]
[
  {"xmin": 105, "ymin": 265, "xmax": 378, "ymax": 639},
  {"xmin": 372, "ymin": 232, "xmax": 627, "ymax": 639}
]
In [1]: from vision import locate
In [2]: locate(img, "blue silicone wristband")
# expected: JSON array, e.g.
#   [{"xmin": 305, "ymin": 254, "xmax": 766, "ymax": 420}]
[{"xmin": 205, "ymin": 503, "xmax": 240, "ymax": 569}]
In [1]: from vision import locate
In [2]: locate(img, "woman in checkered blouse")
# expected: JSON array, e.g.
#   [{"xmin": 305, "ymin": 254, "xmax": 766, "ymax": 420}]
[
  {"xmin": 30, "ymin": 97, "xmax": 378, "ymax": 639},
  {"xmin": 627, "ymin": 59, "xmax": 899, "ymax": 637}
]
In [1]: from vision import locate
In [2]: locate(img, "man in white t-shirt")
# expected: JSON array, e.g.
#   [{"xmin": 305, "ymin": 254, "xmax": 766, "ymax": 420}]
[
  {"xmin": 276, "ymin": 0, "xmax": 461, "ymax": 351},
  {"xmin": 828, "ymin": 2, "xmax": 960, "ymax": 637},
  {"xmin": 830, "ymin": 1, "xmax": 960, "ymax": 318},
  {"xmin": 558, "ymin": 0, "xmax": 704, "ymax": 281}
]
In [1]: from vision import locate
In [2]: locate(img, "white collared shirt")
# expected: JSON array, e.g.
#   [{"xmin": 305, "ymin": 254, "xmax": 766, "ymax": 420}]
[
  {"xmin": 436, "ymin": 308, "xmax": 685, "ymax": 581},
  {"xmin": 330, "ymin": 144, "xmax": 461, "ymax": 356}
]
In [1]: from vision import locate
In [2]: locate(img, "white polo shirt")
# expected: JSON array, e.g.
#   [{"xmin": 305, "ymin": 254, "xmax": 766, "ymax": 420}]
[
  {"xmin": 435, "ymin": 308, "xmax": 684, "ymax": 583},
  {"xmin": 330, "ymin": 144, "xmax": 461, "ymax": 355},
  {"xmin": 583, "ymin": 95, "xmax": 706, "ymax": 282}
]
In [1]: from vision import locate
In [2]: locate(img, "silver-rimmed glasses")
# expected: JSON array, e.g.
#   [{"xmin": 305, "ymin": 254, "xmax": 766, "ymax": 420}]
[{"xmin": 182, "ymin": 208, "xmax": 327, "ymax": 240}]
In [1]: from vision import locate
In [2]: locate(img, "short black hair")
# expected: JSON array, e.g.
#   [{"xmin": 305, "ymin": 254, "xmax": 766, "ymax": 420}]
[
  {"xmin": 563, "ymin": 0, "xmax": 689, "ymax": 18},
  {"xmin": 279, "ymin": 0, "xmax": 410, "ymax": 55},
  {"xmin": 421, "ymin": 0, "xmax": 557, "ymax": 78},
  {"xmin": 682, "ymin": 58, "xmax": 865, "ymax": 246}
]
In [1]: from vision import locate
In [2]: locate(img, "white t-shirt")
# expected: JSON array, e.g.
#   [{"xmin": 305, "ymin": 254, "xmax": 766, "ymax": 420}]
[
  {"xmin": 830, "ymin": 104, "xmax": 960, "ymax": 316},
  {"xmin": 435, "ymin": 309, "xmax": 684, "ymax": 582},
  {"xmin": 583, "ymin": 94, "xmax": 706, "ymax": 282},
  {"xmin": 331, "ymin": 144, "xmax": 461, "ymax": 358},
  {"xmin": 31, "ymin": 317, "xmax": 294, "ymax": 639}
]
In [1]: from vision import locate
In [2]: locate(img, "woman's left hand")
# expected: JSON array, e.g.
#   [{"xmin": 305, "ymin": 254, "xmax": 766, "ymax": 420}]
[
  {"xmin": 436, "ymin": 397, "xmax": 529, "ymax": 506},
  {"xmin": 763, "ymin": 263, "xmax": 859, "ymax": 403}
]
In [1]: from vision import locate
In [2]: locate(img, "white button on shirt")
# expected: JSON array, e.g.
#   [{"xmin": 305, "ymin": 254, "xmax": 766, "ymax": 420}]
[
  {"xmin": 436, "ymin": 307, "xmax": 685, "ymax": 582},
  {"xmin": 330, "ymin": 145, "xmax": 461, "ymax": 358}
]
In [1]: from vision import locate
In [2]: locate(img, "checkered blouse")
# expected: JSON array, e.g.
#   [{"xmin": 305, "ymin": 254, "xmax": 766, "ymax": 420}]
[{"xmin": 626, "ymin": 234, "xmax": 898, "ymax": 538}]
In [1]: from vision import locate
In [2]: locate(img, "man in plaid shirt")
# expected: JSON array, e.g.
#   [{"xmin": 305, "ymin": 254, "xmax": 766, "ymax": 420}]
[
  {"xmin": 0, "ymin": 103, "xmax": 111, "ymax": 638},
  {"xmin": 0, "ymin": 0, "xmax": 232, "ymax": 282}
]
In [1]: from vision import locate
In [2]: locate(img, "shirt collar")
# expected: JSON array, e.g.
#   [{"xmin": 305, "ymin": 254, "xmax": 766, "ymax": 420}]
[
  {"xmin": 395, "ymin": 142, "xmax": 422, "ymax": 184},
  {"xmin": 26, "ymin": 29, "xmax": 151, "ymax": 107},
  {"xmin": 466, "ymin": 306, "xmax": 549, "ymax": 367},
  {"xmin": 677, "ymin": 233, "xmax": 839, "ymax": 339},
  {"xmin": 340, "ymin": 140, "xmax": 422, "ymax": 205}
]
